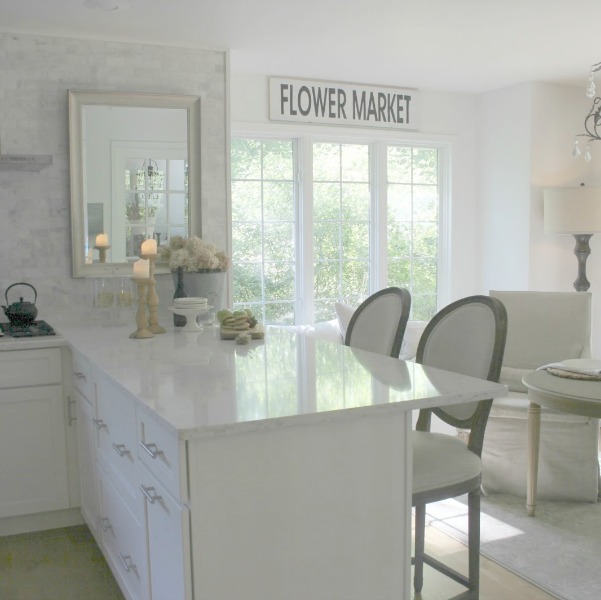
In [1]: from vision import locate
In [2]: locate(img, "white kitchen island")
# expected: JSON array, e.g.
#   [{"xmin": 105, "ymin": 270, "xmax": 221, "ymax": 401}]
[{"xmin": 56, "ymin": 322, "xmax": 506, "ymax": 600}]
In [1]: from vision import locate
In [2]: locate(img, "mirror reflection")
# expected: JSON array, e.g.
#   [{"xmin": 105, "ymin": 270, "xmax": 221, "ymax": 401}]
[{"xmin": 69, "ymin": 91, "xmax": 201, "ymax": 277}]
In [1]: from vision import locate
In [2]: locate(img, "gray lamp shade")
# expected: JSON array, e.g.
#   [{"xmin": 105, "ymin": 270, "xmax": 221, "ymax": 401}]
[{"xmin": 544, "ymin": 186, "xmax": 601, "ymax": 234}]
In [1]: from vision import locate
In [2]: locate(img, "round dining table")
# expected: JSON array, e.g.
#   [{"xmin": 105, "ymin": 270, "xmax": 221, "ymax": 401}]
[{"xmin": 523, "ymin": 368, "xmax": 601, "ymax": 517}]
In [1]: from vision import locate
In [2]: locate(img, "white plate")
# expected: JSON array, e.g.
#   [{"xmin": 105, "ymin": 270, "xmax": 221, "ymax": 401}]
[{"xmin": 174, "ymin": 297, "xmax": 207, "ymax": 304}]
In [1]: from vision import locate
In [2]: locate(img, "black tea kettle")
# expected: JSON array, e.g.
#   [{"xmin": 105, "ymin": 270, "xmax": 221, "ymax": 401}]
[{"xmin": 3, "ymin": 282, "xmax": 39, "ymax": 326}]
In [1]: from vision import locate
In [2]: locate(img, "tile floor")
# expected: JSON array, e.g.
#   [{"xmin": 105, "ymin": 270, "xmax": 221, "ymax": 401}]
[
  {"xmin": 0, "ymin": 525, "xmax": 123, "ymax": 600},
  {"xmin": 0, "ymin": 522, "xmax": 555, "ymax": 600}
]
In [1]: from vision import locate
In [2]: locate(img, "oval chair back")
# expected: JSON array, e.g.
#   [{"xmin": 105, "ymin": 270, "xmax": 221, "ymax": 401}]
[{"xmin": 345, "ymin": 287, "xmax": 411, "ymax": 358}]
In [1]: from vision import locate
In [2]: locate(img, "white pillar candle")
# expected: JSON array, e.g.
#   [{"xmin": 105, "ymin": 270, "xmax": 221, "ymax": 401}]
[
  {"xmin": 96, "ymin": 233, "xmax": 109, "ymax": 247},
  {"xmin": 140, "ymin": 238, "xmax": 158, "ymax": 254},
  {"xmin": 133, "ymin": 258, "xmax": 150, "ymax": 279}
]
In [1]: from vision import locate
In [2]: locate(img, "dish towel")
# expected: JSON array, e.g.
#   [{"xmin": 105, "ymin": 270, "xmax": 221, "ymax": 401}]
[{"xmin": 537, "ymin": 359, "xmax": 601, "ymax": 380}]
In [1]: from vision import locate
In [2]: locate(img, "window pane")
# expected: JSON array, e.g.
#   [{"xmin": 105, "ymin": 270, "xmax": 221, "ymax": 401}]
[
  {"xmin": 263, "ymin": 141, "xmax": 293, "ymax": 180},
  {"xmin": 413, "ymin": 185, "xmax": 438, "ymax": 221},
  {"xmin": 265, "ymin": 302, "xmax": 295, "ymax": 325},
  {"xmin": 313, "ymin": 143, "xmax": 340, "ymax": 181},
  {"xmin": 342, "ymin": 222, "xmax": 369, "ymax": 259},
  {"xmin": 413, "ymin": 223, "xmax": 438, "ymax": 258},
  {"xmin": 231, "ymin": 181, "xmax": 262, "ymax": 221},
  {"xmin": 231, "ymin": 139, "xmax": 262, "ymax": 179},
  {"xmin": 387, "ymin": 222, "xmax": 411, "ymax": 257},
  {"xmin": 233, "ymin": 262, "xmax": 262, "ymax": 303},
  {"xmin": 341, "ymin": 144, "xmax": 369, "ymax": 182},
  {"xmin": 263, "ymin": 223, "xmax": 294, "ymax": 262},
  {"xmin": 387, "ymin": 146, "xmax": 412, "ymax": 182},
  {"xmin": 412, "ymin": 259, "xmax": 437, "ymax": 293},
  {"xmin": 341, "ymin": 183, "xmax": 370, "ymax": 221},
  {"xmin": 314, "ymin": 221, "xmax": 340, "ymax": 260},
  {"xmin": 232, "ymin": 223, "xmax": 262, "ymax": 261},
  {"xmin": 314, "ymin": 261, "xmax": 340, "ymax": 299},
  {"xmin": 387, "ymin": 258, "xmax": 410, "ymax": 288},
  {"xmin": 413, "ymin": 148, "xmax": 438, "ymax": 184},
  {"xmin": 264, "ymin": 181, "xmax": 294, "ymax": 221},
  {"xmin": 264, "ymin": 262, "xmax": 295, "ymax": 300},
  {"xmin": 313, "ymin": 182, "xmax": 340, "ymax": 221},
  {"xmin": 341, "ymin": 261, "xmax": 369, "ymax": 302}
]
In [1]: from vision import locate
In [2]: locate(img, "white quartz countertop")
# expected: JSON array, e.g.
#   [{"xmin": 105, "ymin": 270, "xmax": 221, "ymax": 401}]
[{"xmin": 54, "ymin": 322, "xmax": 506, "ymax": 440}]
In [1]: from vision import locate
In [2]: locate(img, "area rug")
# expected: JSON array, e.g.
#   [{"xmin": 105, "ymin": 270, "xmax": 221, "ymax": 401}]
[{"xmin": 426, "ymin": 493, "xmax": 601, "ymax": 600}]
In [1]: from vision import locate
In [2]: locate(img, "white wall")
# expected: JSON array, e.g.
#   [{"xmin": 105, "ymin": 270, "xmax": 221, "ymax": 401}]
[
  {"xmin": 477, "ymin": 83, "xmax": 532, "ymax": 292},
  {"xmin": 0, "ymin": 33, "xmax": 227, "ymax": 320},
  {"xmin": 230, "ymin": 73, "xmax": 481, "ymax": 305},
  {"xmin": 478, "ymin": 81, "xmax": 601, "ymax": 355}
]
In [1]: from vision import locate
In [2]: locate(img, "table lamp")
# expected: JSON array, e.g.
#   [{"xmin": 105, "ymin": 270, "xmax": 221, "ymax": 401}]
[{"xmin": 544, "ymin": 185, "xmax": 601, "ymax": 291}]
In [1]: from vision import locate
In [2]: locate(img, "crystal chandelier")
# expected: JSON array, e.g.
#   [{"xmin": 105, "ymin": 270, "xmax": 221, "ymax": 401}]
[{"xmin": 573, "ymin": 62, "xmax": 601, "ymax": 161}]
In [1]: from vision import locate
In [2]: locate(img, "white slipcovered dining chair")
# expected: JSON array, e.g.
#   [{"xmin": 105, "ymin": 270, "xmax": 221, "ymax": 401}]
[
  {"xmin": 481, "ymin": 290, "xmax": 600, "ymax": 501},
  {"xmin": 344, "ymin": 287, "xmax": 411, "ymax": 358},
  {"xmin": 412, "ymin": 295, "xmax": 508, "ymax": 599}
]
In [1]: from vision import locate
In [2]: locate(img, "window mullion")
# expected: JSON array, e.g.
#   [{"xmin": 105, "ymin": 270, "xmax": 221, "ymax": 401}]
[
  {"xmin": 372, "ymin": 142, "xmax": 388, "ymax": 293},
  {"xmin": 297, "ymin": 136, "xmax": 314, "ymax": 324}
]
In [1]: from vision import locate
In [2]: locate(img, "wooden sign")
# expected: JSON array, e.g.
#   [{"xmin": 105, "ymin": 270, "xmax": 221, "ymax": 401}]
[{"xmin": 269, "ymin": 77, "xmax": 419, "ymax": 130}]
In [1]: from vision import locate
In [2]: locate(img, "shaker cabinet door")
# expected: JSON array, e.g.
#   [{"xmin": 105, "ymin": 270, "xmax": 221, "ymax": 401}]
[{"xmin": 0, "ymin": 385, "xmax": 69, "ymax": 517}]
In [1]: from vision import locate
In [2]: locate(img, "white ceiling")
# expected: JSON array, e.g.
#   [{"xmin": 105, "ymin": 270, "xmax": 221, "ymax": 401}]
[{"xmin": 1, "ymin": 0, "xmax": 600, "ymax": 94}]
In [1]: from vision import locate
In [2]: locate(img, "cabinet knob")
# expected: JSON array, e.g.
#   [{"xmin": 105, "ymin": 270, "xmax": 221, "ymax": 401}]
[
  {"xmin": 139, "ymin": 440, "xmax": 164, "ymax": 459},
  {"xmin": 140, "ymin": 484, "xmax": 163, "ymax": 504},
  {"xmin": 92, "ymin": 418, "xmax": 107, "ymax": 430},
  {"xmin": 74, "ymin": 371, "xmax": 87, "ymax": 381}
]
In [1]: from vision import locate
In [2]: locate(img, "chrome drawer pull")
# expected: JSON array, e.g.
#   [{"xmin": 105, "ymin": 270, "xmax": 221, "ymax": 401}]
[
  {"xmin": 139, "ymin": 441, "xmax": 164, "ymax": 459},
  {"xmin": 140, "ymin": 484, "xmax": 163, "ymax": 504},
  {"xmin": 92, "ymin": 418, "xmax": 107, "ymax": 430},
  {"xmin": 67, "ymin": 396, "xmax": 77, "ymax": 426},
  {"xmin": 112, "ymin": 443, "xmax": 130, "ymax": 457},
  {"xmin": 99, "ymin": 517, "xmax": 112, "ymax": 532},
  {"xmin": 74, "ymin": 371, "xmax": 86, "ymax": 380},
  {"xmin": 118, "ymin": 553, "xmax": 136, "ymax": 573}
]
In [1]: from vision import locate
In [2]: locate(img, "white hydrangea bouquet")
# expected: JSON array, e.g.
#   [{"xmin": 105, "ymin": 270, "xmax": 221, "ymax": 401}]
[{"xmin": 159, "ymin": 235, "xmax": 229, "ymax": 272}]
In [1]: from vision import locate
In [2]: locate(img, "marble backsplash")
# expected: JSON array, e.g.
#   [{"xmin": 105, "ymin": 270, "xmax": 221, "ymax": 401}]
[{"xmin": 0, "ymin": 32, "xmax": 227, "ymax": 324}]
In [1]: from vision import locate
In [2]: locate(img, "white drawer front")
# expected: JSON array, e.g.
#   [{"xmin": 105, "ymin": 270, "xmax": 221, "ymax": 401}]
[
  {"xmin": 71, "ymin": 351, "xmax": 93, "ymax": 402},
  {"xmin": 137, "ymin": 408, "xmax": 185, "ymax": 502},
  {"xmin": 98, "ymin": 464, "xmax": 149, "ymax": 600},
  {"xmin": 96, "ymin": 376, "xmax": 138, "ymax": 504},
  {"xmin": 0, "ymin": 348, "xmax": 61, "ymax": 389}
]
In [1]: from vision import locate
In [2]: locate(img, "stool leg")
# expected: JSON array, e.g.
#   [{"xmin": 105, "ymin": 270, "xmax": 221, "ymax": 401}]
[
  {"xmin": 413, "ymin": 504, "xmax": 426, "ymax": 593},
  {"xmin": 527, "ymin": 401, "xmax": 541, "ymax": 517}
]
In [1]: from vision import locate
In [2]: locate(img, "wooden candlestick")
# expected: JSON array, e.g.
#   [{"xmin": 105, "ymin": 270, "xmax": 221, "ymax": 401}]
[
  {"xmin": 140, "ymin": 252, "xmax": 166, "ymax": 334},
  {"xmin": 94, "ymin": 245, "xmax": 111, "ymax": 263},
  {"xmin": 130, "ymin": 278, "xmax": 154, "ymax": 339}
]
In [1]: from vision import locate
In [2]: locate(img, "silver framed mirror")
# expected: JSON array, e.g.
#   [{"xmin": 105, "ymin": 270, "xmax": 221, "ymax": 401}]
[{"xmin": 69, "ymin": 90, "xmax": 201, "ymax": 277}]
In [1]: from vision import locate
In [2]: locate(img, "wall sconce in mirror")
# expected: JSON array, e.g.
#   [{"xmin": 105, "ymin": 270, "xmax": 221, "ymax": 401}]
[{"xmin": 544, "ymin": 184, "xmax": 601, "ymax": 291}]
